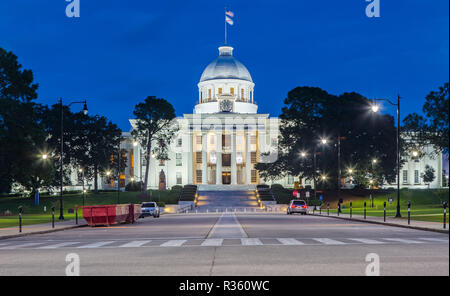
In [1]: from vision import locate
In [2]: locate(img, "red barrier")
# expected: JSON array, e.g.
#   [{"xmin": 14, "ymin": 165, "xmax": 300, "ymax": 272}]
[{"xmin": 82, "ymin": 204, "xmax": 141, "ymax": 227}]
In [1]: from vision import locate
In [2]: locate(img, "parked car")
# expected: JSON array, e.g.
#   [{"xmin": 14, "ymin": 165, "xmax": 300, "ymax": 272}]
[
  {"xmin": 140, "ymin": 202, "xmax": 160, "ymax": 218},
  {"xmin": 287, "ymin": 200, "xmax": 308, "ymax": 215}
]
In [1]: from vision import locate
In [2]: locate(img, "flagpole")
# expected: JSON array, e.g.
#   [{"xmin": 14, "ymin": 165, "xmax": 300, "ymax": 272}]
[{"xmin": 224, "ymin": 7, "xmax": 227, "ymax": 45}]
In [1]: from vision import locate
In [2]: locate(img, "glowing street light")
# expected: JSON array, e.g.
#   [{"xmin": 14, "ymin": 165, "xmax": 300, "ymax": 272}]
[
  {"xmin": 106, "ymin": 171, "xmax": 111, "ymax": 176},
  {"xmin": 300, "ymin": 151, "xmax": 307, "ymax": 158},
  {"xmin": 371, "ymin": 104, "xmax": 380, "ymax": 113},
  {"xmin": 41, "ymin": 154, "xmax": 48, "ymax": 160},
  {"xmin": 348, "ymin": 168, "xmax": 353, "ymax": 174},
  {"xmin": 412, "ymin": 150, "xmax": 419, "ymax": 157},
  {"xmin": 372, "ymin": 158, "xmax": 377, "ymax": 164},
  {"xmin": 320, "ymin": 138, "xmax": 328, "ymax": 145},
  {"xmin": 133, "ymin": 141, "xmax": 138, "ymax": 147}
]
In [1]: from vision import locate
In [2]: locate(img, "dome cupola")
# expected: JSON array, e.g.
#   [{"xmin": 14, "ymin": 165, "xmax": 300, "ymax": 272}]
[{"xmin": 196, "ymin": 45, "xmax": 257, "ymax": 114}]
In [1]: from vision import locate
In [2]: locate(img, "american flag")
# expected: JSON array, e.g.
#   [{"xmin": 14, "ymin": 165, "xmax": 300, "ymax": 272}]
[{"xmin": 225, "ymin": 10, "xmax": 234, "ymax": 25}]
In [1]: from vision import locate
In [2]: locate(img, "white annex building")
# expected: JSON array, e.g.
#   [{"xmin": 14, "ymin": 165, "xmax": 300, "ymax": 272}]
[{"xmin": 72, "ymin": 45, "xmax": 447, "ymax": 191}]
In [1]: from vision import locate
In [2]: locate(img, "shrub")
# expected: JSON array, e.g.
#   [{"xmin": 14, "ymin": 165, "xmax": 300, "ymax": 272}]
[
  {"xmin": 271, "ymin": 184, "xmax": 284, "ymax": 190},
  {"xmin": 125, "ymin": 181, "xmax": 143, "ymax": 192},
  {"xmin": 156, "ymin": 202, "xmax": 166, "ymax": 207},
  {"xmin": 171, "ymin": 185, "xmax": 183, "ymax": 191}
]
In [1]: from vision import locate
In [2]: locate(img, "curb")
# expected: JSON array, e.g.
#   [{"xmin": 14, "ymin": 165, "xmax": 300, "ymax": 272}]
[
  {"xmin": 0, "ymin": 224, "xmax": 88, "ymax": 240},
  {"xmin": 309, "ymin": 213, "xmax": 449, "ymax": 234}
]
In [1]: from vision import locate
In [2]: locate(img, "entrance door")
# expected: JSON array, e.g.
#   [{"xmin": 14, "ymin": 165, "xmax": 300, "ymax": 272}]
[{"xmin": 222, "ymin": 172, "xmax": 231, "ymax": 185}]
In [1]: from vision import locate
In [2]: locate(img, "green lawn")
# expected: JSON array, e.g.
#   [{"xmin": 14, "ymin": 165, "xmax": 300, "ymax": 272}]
[
  {"xmin": 0, "ymin": 189, "xmax": 180, "ymax": 228},
  {"xmin": 274, "ymin": 187, "xmax": 449, "ymax": 223}
]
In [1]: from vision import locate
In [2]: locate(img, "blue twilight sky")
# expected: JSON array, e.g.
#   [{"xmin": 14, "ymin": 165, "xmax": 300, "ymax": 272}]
[{"xmin": 0, "ymin": 0, "xmax": 448, "ymax": 131}]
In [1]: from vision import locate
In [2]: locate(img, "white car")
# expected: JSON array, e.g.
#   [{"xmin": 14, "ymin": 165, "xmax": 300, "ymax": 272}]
[
  {"xmin": 140, "ymin": 202, "xmax": 160, "ymax": 218},
  {"xmin": 287, "ymin": 200, "xmax": 308, "ymax": 215}
]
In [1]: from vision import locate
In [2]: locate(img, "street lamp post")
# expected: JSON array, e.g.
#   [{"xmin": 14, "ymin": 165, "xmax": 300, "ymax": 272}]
[
  {"xmin": 59, "ymin": 98, "xmax": 88, "ymax": 220},
  {"xmin": 372, "ymin": 95, "xmax": 401, "ymax": 218},
  {"xmin": 79, "ymin": 168, "xmax": 85, "ymax": 206}
]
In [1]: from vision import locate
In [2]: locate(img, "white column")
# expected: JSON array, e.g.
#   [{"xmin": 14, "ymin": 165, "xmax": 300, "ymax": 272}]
[
  {"xmin": 246, "ymin": 132, "xmax": 251, "ymax": 184},
  {"xmin": 216, "ymin": 131, "xmax": 222, "ymax": 185},
  {"xmin": 202, "ymin": 132, "xmax": 207, "ymax": 184},
  {"xmin": 231, "ymin": 130, "xmax": 237, "ymax": 185},
  {"xmin": 187, "ymin": 131, "xmax": 193, "ymax": 184}
]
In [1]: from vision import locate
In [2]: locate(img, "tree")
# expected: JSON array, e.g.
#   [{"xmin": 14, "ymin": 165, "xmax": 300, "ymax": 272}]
[
  {"xmin": 256, "ymin": 87, "xmax": 400, "ymax": 188},
  {"xmin": 421, "ymin": 165, "xmax": 436, "ymax": 188},
  {"xmin": 403, "ymin": 83, "xmax": 449, "ymax": 154},
  {"xmin": 73, "ymin": 114, "xmax": 123, "ymax": 193},
  {"xmin": 0, "ymin": 48, "xmax": 51, "ymax": 194},
  {"xmin": 131, "ymin": 96, "xmax": 178, "ymax": 193}
]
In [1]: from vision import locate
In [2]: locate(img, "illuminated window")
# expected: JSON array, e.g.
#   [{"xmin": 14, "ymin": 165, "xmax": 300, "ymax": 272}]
[
  {"xmin": 230, "ymin": 87, "xmax": 234, "ymax": 95},
  {"xmin": 251, "ymin": 152, "xmax": 257, "ymax": 164},
  {"xmin": 196, "ymin": 136, "xmax": 202, "ymax": 145},
  {"xmin": 241, "ymin": 89, "xmax": 244, "ymax": 100},
  {"xmin": 414, "ymin": 170, "xmax": 419, "ymax": 184},
  {"xmin": 251, "ymin": 170, "xmax": 258, "ymax": 183},
  {"xmin": 218, "ymin": 88, "xmax": 222, "ymax": 94},
  {"xmin": 402, "ymin": 170, "xmax": 408, "ymax": 184},
  {"xmin": 196, "ymin": 170, "xmax": 202, "ymax": 183},
  {"xmin": 196, "ymin": 152, "xmax": 202, "ymax": 164},
  {"xmin": 208, "ymin": 89, "xmax": 211, "ymax": 99}
]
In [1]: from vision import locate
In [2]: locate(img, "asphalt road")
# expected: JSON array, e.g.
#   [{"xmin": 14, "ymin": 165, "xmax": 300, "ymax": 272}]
[{"xmin": 0, "ymin": 213, "xmax": 448, "ymax": 276}]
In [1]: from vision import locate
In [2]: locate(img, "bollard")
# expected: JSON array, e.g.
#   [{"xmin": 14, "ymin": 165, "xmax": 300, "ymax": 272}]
[
  {"xmin": 327, "ymin": 203, "xmax": 330, "ymax": 216},
  {"xmin": 443, "ymin": 202, "xmax": 447, "ymax": 230},
  {"xmin": 75, "ymin": 205, "xmax": 78, "ymax": 225},
  {"xmin": 350, "ymin": 202, "xmax": 353, "ymax": 219},
  {"xmin": 337, "ymin": 202, "xmax": 340, "ymax": 216},
  {"xmin": 364, "ymin": 202, "xmax": 367, "ymax": 219},
  {"xmin": 18, "ymin": 206, "xmax": 23, "ymax": 233},
  {"xmin": 383, "ymin": 202, "xmax": 386, "ymax": 222},
  {"xmin": 319, "ymin": 205, "xmax": 322, "ymax": 215},
  {"xmin": 408, "ymin": 201, "xmax": 411, "ymax": 225},
  {"xmin": 51, "ymin": 206, "xmax": 55, "ymax": 228}
]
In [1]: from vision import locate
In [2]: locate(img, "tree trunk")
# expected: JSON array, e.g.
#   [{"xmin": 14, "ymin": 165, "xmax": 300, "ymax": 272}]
[
  {"xmin": 94, "ymin": 164, "xmax": 98, "ymax": 193},
  {"xmin": 142, "ymin": 137, "xmax": 152, "ymax": 195}
]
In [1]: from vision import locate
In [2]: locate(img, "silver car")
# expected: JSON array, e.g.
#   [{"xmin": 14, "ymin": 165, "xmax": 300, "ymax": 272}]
[
  {"xmin": 140, "ymin": 202, "xmax": 160, "ymax": 218},
  {"xmin": 287, "ymin": 200, "xmax": 308, "ymax": 215}
]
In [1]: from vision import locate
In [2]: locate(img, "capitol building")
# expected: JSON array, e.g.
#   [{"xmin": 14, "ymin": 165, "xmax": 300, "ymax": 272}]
[{"xmin": 73, "ymin": 44, "xmax": 446, "ymax": 191}]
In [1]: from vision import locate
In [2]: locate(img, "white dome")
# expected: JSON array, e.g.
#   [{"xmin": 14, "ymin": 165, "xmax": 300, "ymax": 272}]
[{"xmin": 200, "ymin": 46, "xmax": 253, "ymax": 83}]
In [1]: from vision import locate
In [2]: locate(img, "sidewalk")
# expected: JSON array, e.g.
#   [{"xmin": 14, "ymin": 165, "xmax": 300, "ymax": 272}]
[
  {"xmin": 0, "ymin": 219, "xmax": 87, "ymax": 240},
  {"xmin": 310, "ymin": 210, "xmax": 449, "ymax": 234}
]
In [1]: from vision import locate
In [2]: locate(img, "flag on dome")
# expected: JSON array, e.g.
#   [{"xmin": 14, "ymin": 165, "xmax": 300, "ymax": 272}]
[
  {"xmin": 225, "ymin": 10, "xmax": 234, "ymax": 25},
  {"xmin": 226, "ymin": 10, "xmax": 234, "ymax": 17}
]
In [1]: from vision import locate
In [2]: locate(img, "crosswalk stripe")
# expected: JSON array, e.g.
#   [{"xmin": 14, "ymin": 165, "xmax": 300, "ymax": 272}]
[
  {"xmin": 348, "ymin": 238, "xmax": 384, "ymax": 245},
  {"xmin": 241, "ymin": 238, "xmax": 263, "ymax": 246},
  {"xmin": 313, "ymin": 238, "xmax": 346, "ymax": 245},
  {"xmin": 419, "ymin": 238, "xmax": 449, "ymax": 243},
  {"xmin": 277, "ymin": 238, "xmax": 304, "ymax": 245},
  {"xmin": 39, "ymin": 242, "xmax": 80, "ymax": 249},
  {"xmin": 201, "ymin": 239, "xmax": 224, "ymax": 246},
  {"xmin": 77, "ymin": 241, "xmax": 115, "ymax": 248},
  {"xmin": 118, "ymin": 240, "xmax": 152, "ymax": 248},
  {"xmin": 0, "ymin": 242, "xmax": 44, "ymax": 250},
  {"xmin": 383, "ymin": 238, "xmax": 425, "ymax": 244},
  {"xmin": 160, "ymin": 240, "xmax": 187, "ymax": 247}
]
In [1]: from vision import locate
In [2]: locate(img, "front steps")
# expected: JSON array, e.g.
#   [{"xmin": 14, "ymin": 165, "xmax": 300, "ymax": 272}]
[{"xmin": 197, "ymin": 184, "xmax": 256, "ymax": 191}]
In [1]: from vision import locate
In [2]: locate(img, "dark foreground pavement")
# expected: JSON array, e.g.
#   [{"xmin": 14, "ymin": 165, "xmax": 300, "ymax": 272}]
[{"xmin": 0, "ymin": 213, "xmax": 448, "ymax": 276}]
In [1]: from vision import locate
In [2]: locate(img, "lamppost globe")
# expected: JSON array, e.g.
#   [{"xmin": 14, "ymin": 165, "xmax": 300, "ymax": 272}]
[
  {"xmin": 321, "ymin": 139, "xmax": 327, "ymax": 145},
  {"xmin": 106, "ymin": 171, "xmax": 111, "ymax": 176},
  {"xmin": 130, "ymin": 177, "xmax": 134, "ymax": 182},
  {"xmin": 412, "ymin": 151, "xmax": 419, "ymax": 157},
  {"xmin": 371, "ymin": 105, "xmax": 380, "ymax": 113},
  {"xmin": 82, "ymin": 102, "xmax": 88, "ymax": 115},
  {"xmin": 42, "ymin": 154, "xmax": 48, "ymax": 160},
  {"xmin": 79, "ymin": 168, "xmax": 83, "ymax": 173},
  {"xmin": 372, "ymin": 158, "xmax": 377, "ymax": 164},
  {"xmin": 348, "ymin": 169, "xmax": 353, "ymax": 174},
  {"xmin": 300, "ymin": 152, "xmax": 306, "ymax": 158},
  {"xmin": 133, "ymin": 141, "xmax": 138, "ymax": 147}
]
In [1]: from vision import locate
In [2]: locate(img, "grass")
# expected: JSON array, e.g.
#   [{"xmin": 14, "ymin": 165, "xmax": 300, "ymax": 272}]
[
  {"xmin": 0, "ymin": 189, "xmax": 181, "ymax": 228},
  {"xmin": 273, "ymin": 186, "xmax": 449, "ymax": 223}
]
